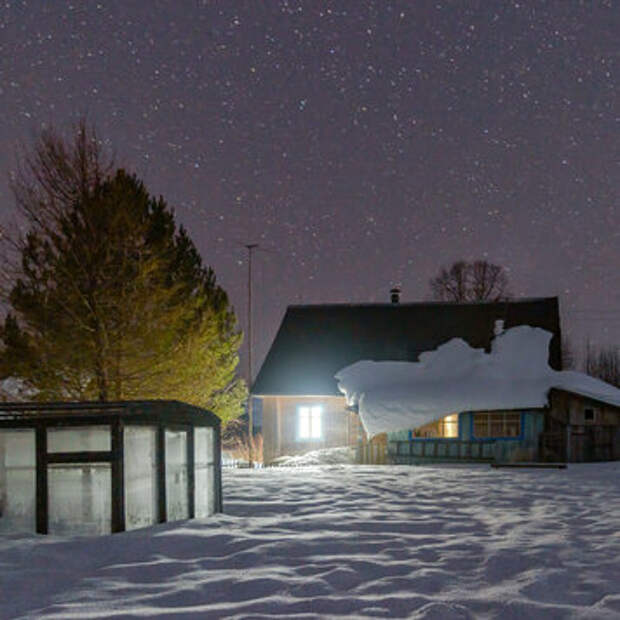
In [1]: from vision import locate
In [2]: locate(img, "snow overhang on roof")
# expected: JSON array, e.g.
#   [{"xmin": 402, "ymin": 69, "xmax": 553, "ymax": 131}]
[{"xmin": 335, "ymin": 325, "xmax": 620, "ymax": 438}]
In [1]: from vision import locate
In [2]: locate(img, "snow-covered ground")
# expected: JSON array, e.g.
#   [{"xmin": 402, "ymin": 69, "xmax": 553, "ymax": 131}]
[{"xmin": 2, "ymin": 462, "xmax": 620, "ymax": 619}]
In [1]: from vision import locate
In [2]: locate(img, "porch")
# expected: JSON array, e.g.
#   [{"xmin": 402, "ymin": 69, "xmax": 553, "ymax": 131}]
[
  {"xmin": 356, "ymin": 437, "xmax": 541, "ymax": 465},
  {"xmin": 356, "ymin": 438, "xmax": 499, "ymax": 465},
  {"xmin": 388, "ymin": 438, "xmax": 496, "ymax": 464}
]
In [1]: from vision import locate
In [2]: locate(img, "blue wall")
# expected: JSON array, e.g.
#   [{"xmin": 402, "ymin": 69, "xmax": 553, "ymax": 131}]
[{"xmin": 386, "ymin": 410, "xmax": 546, "ymax": 462}]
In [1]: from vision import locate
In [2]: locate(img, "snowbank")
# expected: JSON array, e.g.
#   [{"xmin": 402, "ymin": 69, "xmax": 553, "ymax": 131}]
[
  {"xmin": 336, "ymin": 326, "xmax": 620, "ymax": 437},
  {"xmin": 269, "ymin": 446, "xmax": 355, "ymax": 467},
  {"xmin": 2, "ymin": 463, "xmax": 620, "ymax": 619}
]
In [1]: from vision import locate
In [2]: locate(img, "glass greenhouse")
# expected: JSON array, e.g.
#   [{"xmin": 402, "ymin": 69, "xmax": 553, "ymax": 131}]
[{"xmin": 0, "ymin": 400, "xmax": 222, "ymax": 535}]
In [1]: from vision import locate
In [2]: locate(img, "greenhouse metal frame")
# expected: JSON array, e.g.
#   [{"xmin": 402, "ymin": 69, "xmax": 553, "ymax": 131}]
[{"xmin": 0, "ymin": 400, "xmax": 222, "ymax": 535}]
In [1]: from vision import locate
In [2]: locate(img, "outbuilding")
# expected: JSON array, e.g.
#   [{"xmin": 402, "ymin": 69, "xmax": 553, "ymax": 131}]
[{"xmin": 0, "ymin": 400, "xmax": 222, "ymax": 535}]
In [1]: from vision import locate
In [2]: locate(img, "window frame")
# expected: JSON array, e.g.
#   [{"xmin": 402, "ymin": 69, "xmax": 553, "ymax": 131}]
[
  {"xmin": 297, "ymin": 405, "xmax": 323, "ymax": 441},
  {"xmin": 472, "ymin": 412, "xmax": 523, "ymax": 439}
]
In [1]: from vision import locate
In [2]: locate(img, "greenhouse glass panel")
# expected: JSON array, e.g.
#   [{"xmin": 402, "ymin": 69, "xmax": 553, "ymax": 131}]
[
  {"xmin": 194, "ymin": 427, "xmax": 215, "ymax": 518},
  {"xmin": 165, "ymin": 430, "xmax": 188, "ymax": 521},
  {"xmin": 47, "ymin": 426, "xmax": 111, "ymax": 452},
  {"xmin": 48, "ymin": 464, "xmax": 111, "ymax": 535},
  {"xmin": 0, "ymin": 430, "xmax": 36, "ymax": 533},
  {"xmin": 124, "ymin": 426, "xmax": 158, "ymax": 530}
]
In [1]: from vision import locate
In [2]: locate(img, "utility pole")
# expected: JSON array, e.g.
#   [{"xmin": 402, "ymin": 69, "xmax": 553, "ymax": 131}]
[{"xmin": 245, "ymin": 243, "xmax": 258, "ymax": 467}]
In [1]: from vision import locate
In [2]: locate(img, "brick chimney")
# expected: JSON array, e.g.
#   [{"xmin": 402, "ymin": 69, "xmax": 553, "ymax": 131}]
[{"xmin": 390, "ymin": 287, "xmax": 401, "ymax": 304}]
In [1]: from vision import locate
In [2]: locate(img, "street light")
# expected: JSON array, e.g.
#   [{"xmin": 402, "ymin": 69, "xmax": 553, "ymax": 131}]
[{"xmin": 245, "ymin": 243, "xmax": 258, "ymax": 467}]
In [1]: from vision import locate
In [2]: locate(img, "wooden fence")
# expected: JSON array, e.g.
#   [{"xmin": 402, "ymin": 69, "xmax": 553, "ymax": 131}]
[
  {"xmin": 389, "ymin": 439, "xmax": 496, "ymax": 463},
  {"xmin": 540, "ymin": 426, "xmax": 620, "ymax": 463},
  {"xmin": 356, "ymin": 439, "xmax": 497, "ymax": 464},
  {"xmin": 356, "ymin": 442, "xmax": 387, "ymax": 464}
]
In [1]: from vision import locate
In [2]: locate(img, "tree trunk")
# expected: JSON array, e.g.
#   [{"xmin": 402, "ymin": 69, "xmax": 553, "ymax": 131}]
[{"xmin": 93, "ymin": 321, "xmax": 109, "ymax": 401}]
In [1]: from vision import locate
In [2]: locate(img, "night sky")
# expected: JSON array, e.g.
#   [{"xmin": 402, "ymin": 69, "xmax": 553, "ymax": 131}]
[{"xmin": 1, "ymin": 1, "xmax": 618, "ymax": 378}]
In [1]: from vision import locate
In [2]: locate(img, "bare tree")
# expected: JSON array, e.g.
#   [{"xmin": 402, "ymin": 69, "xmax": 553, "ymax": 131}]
[
  {"xmin": 430, "ymin": 260, "xmax": 510, "ymax": 302},
  {"xmin": 430, "ymin": 261, "xmax": 469, "ymax": 302},
  {"xmin": 584, "ymin": 342, "xmax": 620, "ymax": 387},
  {"xmin": 11, "ymin": 119, "xmax": 112, "ymax": 236},
  {"xmin": 2, "ymin": 121, "xmax": 115, "ymax": 398},
  {"xmin": 1, "ymin": 121, "xmax": 112, "ymax": 296}
]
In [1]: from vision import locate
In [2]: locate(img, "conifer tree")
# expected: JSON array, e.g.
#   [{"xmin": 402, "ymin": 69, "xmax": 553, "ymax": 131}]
[{"xmin": 1, "ymin": 123, "xmax": 246, "ymax": 421}]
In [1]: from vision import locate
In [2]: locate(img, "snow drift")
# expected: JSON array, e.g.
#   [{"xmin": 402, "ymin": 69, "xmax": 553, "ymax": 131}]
[
  {"xmin": 336, "ymin": 326, "xmax": 620, "ymax": 437},
  {"xmin": 269, "ymin": 446, "xmax": 356, "ymax": 467},
  {"xmin": 2, "ymin": 464, "xmax": 620, "ymax": 619}
]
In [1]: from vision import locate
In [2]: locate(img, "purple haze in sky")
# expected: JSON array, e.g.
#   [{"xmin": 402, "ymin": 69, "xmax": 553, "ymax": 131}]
[{"xmin": 0, "ymin": 1, "xmax": 618, "ymax": 377}]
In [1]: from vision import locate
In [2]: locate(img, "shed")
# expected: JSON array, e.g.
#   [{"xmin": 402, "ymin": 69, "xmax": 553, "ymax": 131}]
[{"xmin": 0, "ymin": 400, "xmax": 222, "ymax": 535}]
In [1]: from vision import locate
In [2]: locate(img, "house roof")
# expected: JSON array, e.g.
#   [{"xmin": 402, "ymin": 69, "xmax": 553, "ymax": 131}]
[
  {"xmin": 0, "ymin": 400, "xmax": 221, "ymax": 427},
  {"xmin": 252, "ymin": 297, "xmax": 562, "ymax": 396}
]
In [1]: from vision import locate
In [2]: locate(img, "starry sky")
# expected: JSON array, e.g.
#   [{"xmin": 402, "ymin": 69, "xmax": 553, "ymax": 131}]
[{"xmin": 0, "ymin": 0, "xmax": 618, "ymax": 378}]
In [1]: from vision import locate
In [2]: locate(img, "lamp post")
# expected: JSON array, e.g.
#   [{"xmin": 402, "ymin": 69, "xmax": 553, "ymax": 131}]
[{"xmin": 245, "ymin": 243, "xmax": 258, "ymax": 467}]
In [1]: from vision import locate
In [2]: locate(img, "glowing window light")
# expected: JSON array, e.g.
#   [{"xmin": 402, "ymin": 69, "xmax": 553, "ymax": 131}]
[
  {"xmin": 442, "ymin": 413, "xmax": 459, "ymax": 438},
  {"xmin": 298, "ymin": 405, "xmax": 322, "ymax": 439}
]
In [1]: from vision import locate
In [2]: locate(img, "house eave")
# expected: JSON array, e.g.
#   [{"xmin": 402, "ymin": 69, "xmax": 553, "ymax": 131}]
[
  {"xmin": 251, "ymin": 393, "xmax": 346, "ymax": 399},
  {"xmin": 548, "ymin": 386, "xmax": 620, "ymax": 410}
]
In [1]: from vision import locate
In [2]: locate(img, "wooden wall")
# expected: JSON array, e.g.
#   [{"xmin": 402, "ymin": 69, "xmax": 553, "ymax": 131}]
[
  {"xmin": 258, "ymin": 390, "xmax": 620, "ymax": 464},
  {"xmin": 548, "ymin": 389, "xmax": 620, "ymax": 427},
  {"xmin": 387, "ymin": 410, "xmax": 545, "ymax": 464},
  {"xmin": 259, "ymin": 395, "xmax": 359, "ymax": 463},
  {"xmin": 547, "ymin": 389, "xmax": 620, "ymax": 462}
]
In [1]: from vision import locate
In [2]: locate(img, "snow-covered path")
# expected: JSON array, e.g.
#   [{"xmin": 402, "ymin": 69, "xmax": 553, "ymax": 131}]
[{"xmin": 2, "ymin": 463, "xmax": 620, "ymax": 619}]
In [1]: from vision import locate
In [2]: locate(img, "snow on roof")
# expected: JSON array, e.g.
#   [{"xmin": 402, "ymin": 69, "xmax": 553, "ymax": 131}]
[{"xmin": 335, "ymin": 325, "xmax": 620, "ymax": 437}]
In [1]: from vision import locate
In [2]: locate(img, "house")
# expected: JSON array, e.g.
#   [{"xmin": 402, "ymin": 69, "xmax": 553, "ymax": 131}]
[
  {"xmin": 336, "ymin": 325, "xmax": 620, "ymax": 464},
  {"xmin": 252, "ymin": 296, "xmax": 562, "ymax": 463}
]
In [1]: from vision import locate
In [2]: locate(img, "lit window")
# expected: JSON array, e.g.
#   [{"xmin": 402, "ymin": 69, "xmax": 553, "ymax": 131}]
[
  {"xmin": 298, "ymin": 405, "xmax": 322, "ymax": 440},
  {"xmin": 473, "ymin": 412, "xmax": 521, "ymax": 438},
  {"xmin": 439, "ymin": 413, "xmax": 459, "ymax": 438}
]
